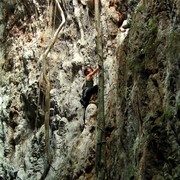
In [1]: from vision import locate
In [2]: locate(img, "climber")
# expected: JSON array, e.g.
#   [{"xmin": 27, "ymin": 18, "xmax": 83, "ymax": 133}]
[{"xmin": 80, "ymin": 65, "xmax": 99, "ymax": 108}]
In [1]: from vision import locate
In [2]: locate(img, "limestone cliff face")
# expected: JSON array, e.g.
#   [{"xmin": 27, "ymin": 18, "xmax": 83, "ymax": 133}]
[
  {"xmin": 0, "ymin": 0, "xmax": 179, "ymax": 180},
  {"xmin": 106, "ymin": 0, "xmax": 180, "ymax": 179}
]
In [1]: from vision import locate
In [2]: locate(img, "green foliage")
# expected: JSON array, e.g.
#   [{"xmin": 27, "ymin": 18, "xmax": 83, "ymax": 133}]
[
  {"xmin": 2, "ymin": 1, "xmax": 7, "ymax": 22},
  {"xmin": 136, "ymin": 3, "xmax": 145, "ymax": 13},
  {"xmin": 167, "ymin": 31, "xmax": 180, "ymax": 62},
  {"xmin": 127, "ymin": 16, "xmax": 158, "ymax": 74},
  {"xmin": 143, "ymin": 16, "xmax": 158, "ymax": 55},
  {"xmin": 163, "ymin": 108, "xmax": 174, "ymax": 120},
  {"xmin": 128, "ymin": 57, "xmax": 145, "ymax": 74},
  {"xmin": 1, "ymin": 0, "xmax": 16, "ymax": 22}
]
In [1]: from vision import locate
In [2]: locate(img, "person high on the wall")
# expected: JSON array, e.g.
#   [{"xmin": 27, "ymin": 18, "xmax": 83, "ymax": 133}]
[{"xmin": 80, "ymin": 65, "xmax": 99, "ymax": 108}]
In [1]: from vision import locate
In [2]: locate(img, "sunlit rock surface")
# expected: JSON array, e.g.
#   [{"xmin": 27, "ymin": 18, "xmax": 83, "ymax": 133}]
[{"xmin": 0, "ymin": 0, "xmax": 179, "ymax": 179}]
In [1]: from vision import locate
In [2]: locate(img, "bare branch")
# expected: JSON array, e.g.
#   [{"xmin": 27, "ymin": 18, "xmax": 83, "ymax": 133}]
[{"xmin": 39, "ymin": 0, "xmax": 66, "ymax": 63}]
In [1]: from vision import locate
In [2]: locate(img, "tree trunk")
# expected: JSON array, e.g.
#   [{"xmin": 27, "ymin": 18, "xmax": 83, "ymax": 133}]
[{"xmin": 95, "ymin": 0, "xmax": 105, "ymax": 179}]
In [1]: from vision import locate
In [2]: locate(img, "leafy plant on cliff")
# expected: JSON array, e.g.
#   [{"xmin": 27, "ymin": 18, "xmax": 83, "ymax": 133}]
[{"xmin": 128, "ymin": 15, "xmax": 158, "ymax": 76}]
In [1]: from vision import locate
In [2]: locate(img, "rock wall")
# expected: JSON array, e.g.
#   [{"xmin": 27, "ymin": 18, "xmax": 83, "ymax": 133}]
[
  {"xmin": 0, "ymin": 0, "xmax": 179, "ymax": 179},
  {"xmin": 0, "ymin": 0, "xmax": 128, "ymax": 179},
  {"xmin": 106, "ymin": 0, "xmax": 180, "ymax": 179}
]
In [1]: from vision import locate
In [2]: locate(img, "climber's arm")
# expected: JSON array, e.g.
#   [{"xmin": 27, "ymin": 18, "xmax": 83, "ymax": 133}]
[{"xmin": 88, "ymin": 66, "xmax": 99, "ymax": 78}]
